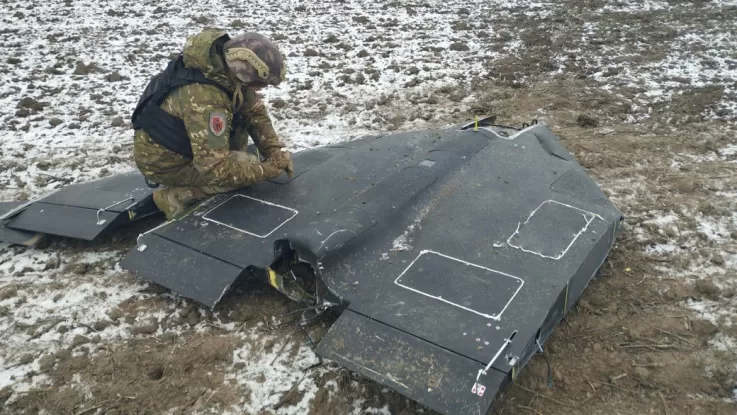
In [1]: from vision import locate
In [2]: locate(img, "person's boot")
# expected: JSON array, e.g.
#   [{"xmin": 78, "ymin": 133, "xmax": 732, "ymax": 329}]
[
  {"xmin": 154, "ymin": 185, "xmax": 232, "ymax": 220},
  {"xmin": 152, "ymin": 187, "xmax": 197, "ymax": 220}
]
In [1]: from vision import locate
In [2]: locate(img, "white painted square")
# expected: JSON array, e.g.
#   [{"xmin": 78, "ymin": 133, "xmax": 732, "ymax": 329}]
[
  {"xmin": 393, "ymin": 250, "xmax": 524, "ymax": 321},
  {"xmin": 506, "ymin": 199, "xmax": 602, "ymax": 260},
  {"xmin": 202, "ymin": 194, "xmax": 298, "ymax": 238}
]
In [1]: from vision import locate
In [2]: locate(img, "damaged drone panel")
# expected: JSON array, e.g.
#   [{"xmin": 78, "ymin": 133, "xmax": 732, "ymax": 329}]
[
  {"xmin": 0, "ymin": 172, "xmax": 157, "ymax": 243},
  {"xmin": 119, "ymin": 122, "xmax": 622, "ymax": 415}
]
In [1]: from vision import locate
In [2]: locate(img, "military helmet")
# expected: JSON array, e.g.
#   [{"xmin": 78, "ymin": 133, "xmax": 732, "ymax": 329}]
[{"xmin": 223, "ymin": 32, "xmax": 286, "ymax": 86}]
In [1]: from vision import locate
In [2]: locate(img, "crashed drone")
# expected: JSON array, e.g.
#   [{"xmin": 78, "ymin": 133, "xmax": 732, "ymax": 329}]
[{"xmin": 0, "ymin": 118, "xmax": 623, "ymax": 415}]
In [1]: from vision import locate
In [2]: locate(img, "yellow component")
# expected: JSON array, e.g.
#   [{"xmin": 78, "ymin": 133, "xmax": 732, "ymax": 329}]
[
  {"xmin": 22, "ymin": 233, "xmax": 45, "ymax": 247},
  {"xmin": 225, "ymin": 47, "xmax": 270, "ymax": 80},
  {"xmin": 474, "ymin": 115, "xmax": 478, "ymax": 131},
  {"xmin": 128, "ymin": 210, "xmax": 136, "ymax": 220},
  {"xmin": 563, "ymin": 283, "xmax": 569, "ymax": 313},
  {"xmin": 625, "ymin": 267, "xmax": 631, "ymax": 272},
  {"xmin": 512, "ymin": 365, "xmax": 516, "ymax": 379},
  {"xmin": 267, "ymin": 267, "xmax": 279, "ymax": 289}
]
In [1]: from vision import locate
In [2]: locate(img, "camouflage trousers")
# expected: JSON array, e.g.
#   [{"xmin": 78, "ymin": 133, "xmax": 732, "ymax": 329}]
[{"xmin": 141, "ymin": 151, "xmax": 260, "ymax": 220}]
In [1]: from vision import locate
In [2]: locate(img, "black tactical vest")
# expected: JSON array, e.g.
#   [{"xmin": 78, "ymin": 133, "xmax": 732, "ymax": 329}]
[{"xmin": 131, "ymin": 55, "xmax": 256, "ymax": 159}]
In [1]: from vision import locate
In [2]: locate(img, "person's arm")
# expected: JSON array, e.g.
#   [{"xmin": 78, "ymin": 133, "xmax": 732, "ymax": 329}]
[
  {"xmin": 238, "ymin": 87, "xmax": 285, "ymax": 157},
  {"xmin": 181, "ymin": 84, "xmax": 282, "ymax": 187},
  {"xmin": 239, "ymin": 87, "xmax": 294, "ymax": 177}
]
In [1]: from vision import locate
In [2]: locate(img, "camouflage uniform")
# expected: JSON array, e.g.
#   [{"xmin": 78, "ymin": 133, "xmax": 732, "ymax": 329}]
[{"xmin": 132, "ymin": 29, "xmax": 292, "ymax": 219}]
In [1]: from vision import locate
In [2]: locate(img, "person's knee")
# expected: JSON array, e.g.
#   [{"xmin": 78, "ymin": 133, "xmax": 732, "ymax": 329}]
[{"xmin": 197, "ymin": 185, "xmax": 240, "ymax": 196}]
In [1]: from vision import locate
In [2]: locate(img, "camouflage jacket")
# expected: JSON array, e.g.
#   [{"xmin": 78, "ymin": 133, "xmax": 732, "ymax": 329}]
[{"xmin": 133, "ymin": 29, "xmax": 284, "ymax": 188}]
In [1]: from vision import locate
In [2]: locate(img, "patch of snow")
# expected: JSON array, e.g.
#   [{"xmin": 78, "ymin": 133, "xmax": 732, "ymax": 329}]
[
  {"xmin": 585, "ymin": 2, "xmax": 737, "ymax": 121},
  {"xmin": 721, "ymin": 144, "xmax": 737, "ymax": 157},
  {"xmin": 354, "ymin": 405, "xmax": 393, "ymax": 415},
  {"xmin": 645, "ymin": 243, "xmax": 678, "ymax": 255},
  {"xmin": 599, "ymin": 0, "xmax": 671, "ymax": 12},
  {"xmin": 645, "ymin": 212, "xmax": 679, "ymax": 227},
  {"xmin": 697, "ymin": 214, "xmax": 735, "ymax": 241},
  {"xmin": 0, "ymin": 247, "xmax": 55, "ymax": 276},
  {"xmin": 0, "ymin": 245, "xmax": 169, "ymax": 394},
  {"xmin": 224, "ymin": 338, "xmax": 322, "ymax": 414},
  {"xmin": 716, "ymin": 191, "xmax": 737, "ymax": 199},
  {"xmin": 0, "ymin": 356, "xmax": 39, "ymax": 393},
  {"xmin": 709, "ymin": 333, "xmax": 737, "ymax": 352},
  {"xmin": 391, "ymin": 235, "xmax": 413, "ymax": 252},
  {"xmin": 686, "ymin": 298, "xmax": 736, "ymax": 327}
]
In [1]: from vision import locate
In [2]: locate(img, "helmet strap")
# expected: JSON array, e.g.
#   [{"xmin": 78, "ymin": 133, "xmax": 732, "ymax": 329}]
[{"xmin": 233, "ymin": 81, "xmax": 245, "ymax": 111}]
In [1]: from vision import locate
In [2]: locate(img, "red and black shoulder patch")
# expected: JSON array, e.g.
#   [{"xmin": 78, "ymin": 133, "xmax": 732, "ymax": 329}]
[{"xmin": 209, "ymin": 112, "xmax": 227, "ymax": 136}]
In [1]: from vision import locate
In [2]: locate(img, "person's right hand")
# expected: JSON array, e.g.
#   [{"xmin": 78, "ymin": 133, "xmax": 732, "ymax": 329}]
[
  {"xmin": 267, "ymin": 150, "xmax": 294, "ymax": 178},
  {"xmin": 260, "ymin": 160, "xmax": 286, "ymax": 179}
]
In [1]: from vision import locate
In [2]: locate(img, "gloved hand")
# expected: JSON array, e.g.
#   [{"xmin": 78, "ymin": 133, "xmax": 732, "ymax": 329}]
[
  {"xmin": 267, "ymin": 150, "xmax": 294, "ymax": 178},
  {"xmin": 260, "ymin": 160, "xmax": 286, "ymax": 180}
]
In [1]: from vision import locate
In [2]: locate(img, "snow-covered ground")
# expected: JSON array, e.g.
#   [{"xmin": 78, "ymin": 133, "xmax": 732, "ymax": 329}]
[{"xmin": 1, "ymin": 0, "xmax": 736, "ymax": 413}]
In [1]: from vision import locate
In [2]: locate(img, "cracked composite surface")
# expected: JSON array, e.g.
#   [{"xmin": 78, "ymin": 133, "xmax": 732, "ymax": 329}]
[{"xmin": 1, "ymin": 0, "xmax": 737, "ymax": 414}]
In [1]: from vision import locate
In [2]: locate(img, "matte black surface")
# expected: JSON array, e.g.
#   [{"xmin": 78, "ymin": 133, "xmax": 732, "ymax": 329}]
[
  {"xmin": 395, "ymin": 250, "xmax": 523, "ymax": 319},
  {"xmin": 0, "ymin": 202, "xmax": 43, "ymax": 246},
  {"xmin": 120, "ymin": 232, "xmax": 243, "ymax": 308},
  {"xmin": 8, "ymin": 203, "xmax": 122, "ymax": 240},
  {"xmin": 550, "ymin": 167, "xmax": 613, "ymax": 208},
  {"xmin": 267, "ymin": 148, "xmax": 333, "ymax": 184},
  {"xmin": 317, "ymin": 310, "xmax": 506, "ymax": 415},
  {"xmin": 507, "ymin": 200, "xmax": 594, "ymax": 259},
  {"xmin": 39, "ymin": 172, "xmax": 152, "ymax": 211},
  {"xmin": 3, "ymin": 173, "xmax": 156, "ymax": 241},
  {"xmin": 533, "ymin": 127, "xmax": 574, "ymax": 161},
  {"xmin": 0, "ymin": 201, "xmax": 28, "ymax": 220},
  {"xmin": 120, "ymin": 123, "xmax": 623, "ymax": 414},
  {"xmin": 0, "ymin": 202, "xmax": 22, "ymax": 219},
  {"xmin": 0, "ymin": 225, "xmax": 43, "ymax": 246},
  {"xmin": 202, "ymin": 195, "xmax": 297, "ymax": 237}
]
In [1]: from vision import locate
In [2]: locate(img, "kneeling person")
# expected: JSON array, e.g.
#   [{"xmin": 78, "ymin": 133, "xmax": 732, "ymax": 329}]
[{"xmin": 131, "ymin": 29, "xmax": 294, "ymax": 219}]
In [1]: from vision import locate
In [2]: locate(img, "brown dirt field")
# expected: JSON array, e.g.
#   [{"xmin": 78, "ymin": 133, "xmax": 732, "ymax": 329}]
[
  {"xmin": 2, "ymin": 0, "xmax": 737, "ymax": 414},
  {"xmin": 7, "ymin": 77, "xmax": 735, "ymax": 415}
]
